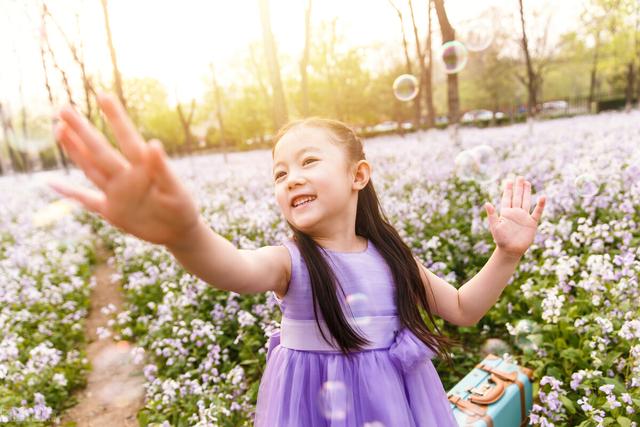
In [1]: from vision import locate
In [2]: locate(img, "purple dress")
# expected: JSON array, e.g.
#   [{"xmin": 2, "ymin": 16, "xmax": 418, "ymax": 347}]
[{"xmin": 254, "ymin": 238, "xmax": 457, "ymax": 426}]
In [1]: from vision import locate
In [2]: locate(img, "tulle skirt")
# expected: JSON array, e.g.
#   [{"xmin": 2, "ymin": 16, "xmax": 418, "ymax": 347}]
[{"xmin": 254, "ymin": 327, "xmax": 457, "ymax": 427}]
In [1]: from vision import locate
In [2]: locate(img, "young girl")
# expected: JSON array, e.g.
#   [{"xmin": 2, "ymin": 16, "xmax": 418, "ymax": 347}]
[{"xmin": 49, "ymin": 93, "xmax": 546, "ymax": 426}]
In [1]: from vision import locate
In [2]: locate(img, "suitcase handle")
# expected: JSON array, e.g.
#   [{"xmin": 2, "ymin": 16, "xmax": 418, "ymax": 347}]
[{"xmin": 469, "ymin": 373, "xmax": 505, "ymax": 405}]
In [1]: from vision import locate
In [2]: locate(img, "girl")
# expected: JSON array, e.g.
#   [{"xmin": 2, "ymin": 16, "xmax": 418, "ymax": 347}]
[{"xmin": 49, "ymin": 93, "xmax": 546, "ymax": 426}]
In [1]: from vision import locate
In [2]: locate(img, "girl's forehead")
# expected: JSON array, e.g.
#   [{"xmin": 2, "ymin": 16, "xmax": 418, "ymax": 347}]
[{"xmin": 273, "ymin": 127, "xmax": 336, "ymax": 160}]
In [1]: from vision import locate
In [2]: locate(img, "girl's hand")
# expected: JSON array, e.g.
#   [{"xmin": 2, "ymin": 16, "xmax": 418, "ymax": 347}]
[
  {"xmin": 483, "ymin": 175, "xmax": 546, "ymax": 259},
  {"xmin": 48, "ymin": 92, "xmax": 200, "ymax": 248}
]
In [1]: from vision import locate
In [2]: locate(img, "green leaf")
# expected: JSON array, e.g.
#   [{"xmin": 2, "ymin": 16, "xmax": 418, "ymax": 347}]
[
  {"xmin": 616, "ymin": 417, "xmax": 632, "ymax": 427},
  {"xmin": 560, "ymin": 395, "xmax": 576, "ymax": 414},
  {"xmin": 560, "ymin": 348, "xmax": 581, "ymax": 360},
  {"xmin": 601, "ymin": 377, "xmax": 626, "ymax": 393}
]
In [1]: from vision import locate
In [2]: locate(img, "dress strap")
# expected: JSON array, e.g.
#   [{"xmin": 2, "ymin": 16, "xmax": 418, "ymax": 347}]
[{"xmin": 280, "ymin": 315, "xmax": 401, "ymax": 352}]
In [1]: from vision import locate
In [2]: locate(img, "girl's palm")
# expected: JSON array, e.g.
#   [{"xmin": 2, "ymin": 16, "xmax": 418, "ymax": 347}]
[
  {"xmin": 484, "ymin": 176, "xmax": 546, "ymax": 258},
  {"xmin": 49, "ymin": 93, "xmax": 200, "ymax": 247}
]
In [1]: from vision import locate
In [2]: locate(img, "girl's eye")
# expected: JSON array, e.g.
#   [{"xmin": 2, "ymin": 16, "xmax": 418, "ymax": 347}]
[
  {"xmin": 275, "ymin": 172, "xmax": 285, "ymax": 181},
  {"xmin": 303, "ymin": 158, "xmax": 317, "ymax": 165}
]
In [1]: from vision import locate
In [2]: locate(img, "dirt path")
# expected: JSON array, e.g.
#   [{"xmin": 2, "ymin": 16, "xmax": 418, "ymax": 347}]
[{"xmin": 58, "ymin": 240, "xmax": 146, "ymax": 426}]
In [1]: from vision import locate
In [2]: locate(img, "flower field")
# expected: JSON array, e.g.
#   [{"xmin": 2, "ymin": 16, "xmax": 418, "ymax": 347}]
[
  {"xmin": 0, "ymin": 174, "xmax": 96, "ymax": 423},
  {"xmin": 1, "ymin": 111, "xmax": 639, "ymax": 426}
]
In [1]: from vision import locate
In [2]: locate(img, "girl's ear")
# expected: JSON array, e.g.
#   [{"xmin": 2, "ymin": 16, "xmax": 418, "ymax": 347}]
[{"xmin": 352, "ymin": 160, "xmax": 371, "ymax": 190}]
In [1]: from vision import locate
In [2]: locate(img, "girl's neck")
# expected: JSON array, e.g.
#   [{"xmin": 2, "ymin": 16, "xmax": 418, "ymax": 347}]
[{"xmin": 314, "ymin": 235, "xmax": 368, "ymax": 253}]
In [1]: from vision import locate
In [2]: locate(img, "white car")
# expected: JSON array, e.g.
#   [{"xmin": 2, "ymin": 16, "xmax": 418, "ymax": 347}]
[
  {"xmin": 542, "ymin": 100, "xmax": 568, "ymax": 112},
  {"xmin": 371, "ymin": 121, "xmax": 398, "ymax": 132},
  {"xmin": 462, "ymin": 109, "xmax": 494, "ymax": 123}
]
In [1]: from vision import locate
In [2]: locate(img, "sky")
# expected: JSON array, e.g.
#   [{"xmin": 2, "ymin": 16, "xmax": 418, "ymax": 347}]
[{"xmin": 0, "ymin": 0, "xmax": 586, "ymax": 115}]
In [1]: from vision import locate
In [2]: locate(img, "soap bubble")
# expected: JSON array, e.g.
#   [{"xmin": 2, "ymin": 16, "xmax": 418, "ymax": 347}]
[
  {"xmin": 346, "ymin": 293, "xmax": 371, "ymax": 326},
  {"xmin": 392, "ymin": 74, "xmax": 419, "ymax": 102},
  {"xmin": 7, "ymin": 136, "xmax": 56, "ymax": 154},
  {"xmin": 440, "ymin": 41, "xmax": 468, "ymax": 74},
  {"xmin": 480, "ymin": 338, "xmax": 513, "ymax": 358},
  {"xmin": 514, "ymin": 319, "xmax": 538, "ymax": 334},
  {"xmin": 460, "ymin": 22, "xmax": 493, "ymax": 52},
  {"xmin": 574, "ymin": 174, "xmax": 599, "ymax": 198},
  {"xmin": 32, "ymin": 199, "xmax": 78, "ymax": 227},
  {"xmin": 317, "ymin": 381, "xmax": 349, "ymax": 420},
  {"xmin": 512, "ymin": 319, "xmax": 542, "ymax": 354},
  {"xmin": 515, "ymin": 334, "xmax": 543, "ymax": 354},
  {"xmin": 6, "ymin": 110, "xmax": 58, "ymax": 154},
  {"xmin": 454, "ymin": 145, "xmax": 498, "ymax": 184}
]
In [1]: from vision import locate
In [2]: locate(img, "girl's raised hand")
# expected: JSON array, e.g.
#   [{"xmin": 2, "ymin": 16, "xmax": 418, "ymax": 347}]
[
  {"xmin": 483, "ymin": 175, "xmax": 546, "ymax": 259},
  {"xmin": 48, "ymin": 92, "xmax": 200, "ymax": 248}
]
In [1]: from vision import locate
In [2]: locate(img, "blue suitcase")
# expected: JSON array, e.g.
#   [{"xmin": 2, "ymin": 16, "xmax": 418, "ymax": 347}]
[{"xmin": 446, "ymin": 353, "xmax": 535, "ymax": 427}]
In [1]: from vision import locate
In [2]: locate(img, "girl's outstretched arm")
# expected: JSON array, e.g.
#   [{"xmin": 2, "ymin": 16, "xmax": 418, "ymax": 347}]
[
  {"xmin": 459, "ymin": 175, "xmax": 546, "ymax": 325},
  {"xmin": 415, "ymin": 176, "xmax": 545, "ymax": 327},
  {"xmin": 49, "ymin": 93, "xmax": 289, "ymax": 296}
]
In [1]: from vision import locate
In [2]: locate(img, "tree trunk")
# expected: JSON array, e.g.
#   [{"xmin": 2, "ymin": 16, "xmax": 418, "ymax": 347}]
[
  {"xmin": 300, "ymin": 0, "xmax": 312, "ymax": 117},
  {"xmin": 625, "ymin": 61, "xmax": 635, "ymax": 111},
  {"xmin": 0, "ymin": 103, "xmax": 27, "ymax": 173},
  {"xmin": 424, "ymin": 0, "xmax": 435, "ymax": 128},
  {"xmin": 408, "ymin": 0, "xmax": 425, "ymax": 129},
  {"xmin": 387, "ymin": 0, "xmax": 412, "ymax": 134},
  {"xmin": 587, "ymin": 29, "xmax": 600, "ymax": 108},
  {"xmin": 100, "ymin": 0, "xmax": 127, "ymax": 111},
  {"xmin": 210, "ymin": 65, "xmax": 228, "ymax": 164},
  {"xmin": 433, "ymin": 0, "xmax": 460, "ymax": 124},
  {"xmin": 258, "ymin": 0, "xmax": 288, "ymax": 130},
  {"xmin": 39, "ymin": 6, "xmax": 68, "ymax": 172},
  {"xmin": 176, "ymin": 100, "xmax": 196, "ymax": 155},
  {"xmin": 387, "ymin": 0, "xmax": 412, "ymax": 74},
  {"xmin": 518, "ymin": 0, "xmax": 537, "ymax": 117}
]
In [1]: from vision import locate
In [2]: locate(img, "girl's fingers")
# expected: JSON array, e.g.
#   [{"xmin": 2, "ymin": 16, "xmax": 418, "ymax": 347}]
[
  {"xmin": 47, "ymin": 179, "xmax": 106, "ymax": 216},
  {"xmin": 148, "ymin": 139, "xmax": 181, "ymax": 193},
  {"xmin": 522, "ymin": 180, "xmax": 532, "ymax": 213},
  {"xmin": 56, "ymin": 122, "xmax": 108, "ymax": 190},
  {"xmin": 512, "ymin": 176, "xmax": 524, "ymax": 209},
  {"xmin": 531, "ymin": 195, "xmax": 546, "ymax": 223},
  {"xmin": 58, "ymin": 104, "xmax": 128, "ymax": 177},
  {"xmin": 97, "ymin": 92, "xmax": 148, "ymax": 165},
  {"xmin": 484, "ymin": 202, "xmax": 498, "ymax": 230},
  {"xmin": 501, "ymin": 179, "xmax": 513, "ymax": 210}
]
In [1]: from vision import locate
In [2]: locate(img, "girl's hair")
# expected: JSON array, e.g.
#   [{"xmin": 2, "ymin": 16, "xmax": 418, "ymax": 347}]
[{"xmin": 271, "ymin": 117, "xmax": 461, "ymax": 368}]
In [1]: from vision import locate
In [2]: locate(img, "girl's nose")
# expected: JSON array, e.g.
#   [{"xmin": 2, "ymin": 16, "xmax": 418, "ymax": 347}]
[{"xmin": 287, "ymin": 172, "xmax": 306, "ymax": 189}]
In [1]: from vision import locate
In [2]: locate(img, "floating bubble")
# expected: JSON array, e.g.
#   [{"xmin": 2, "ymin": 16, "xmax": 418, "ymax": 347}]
[
  {"xmin": 480, "ymin": 338, "xmax": 512, "ymax": 358},
  {"xmin": 32, "ymin": 199, "xmax": 77, "ymax": 227},
  {"xmin": 460, "ymin": 22, "xmax": 493, "ymax": 52},
  {"xmin": 346, "ymin": 292, "xmax": 371, "ymax": 326},
  {"xmin": 440, "ymin": 41, "xmax": 468, "ymax": 74},
  {"xmin": 392, "ymin": 74, "xmax": 419, "ymax": 102},
  {"xmin": 7, "ymin": 136, "xmax": 56, "ymax": 154},
  {"xmin": 511, "ymin": 319, "xmax": 542, "ymax": 354},
  {"xmin": 514, "ymin": 319, "xmax": 537, "ymax": 334},
  {"xmin": 454, "ymin": 145, "xmax": 498, "ymax": 184},
  {"xmin": 574, "ymin": 174, "xmax": 599, "ymax": 198},
  {"xmin": 515, "ymin": 333, "xmax": 543, "ymax": 354},
  {"xmin": 317, "ymin": 381, "xmax": 349, "ymax": 420}
]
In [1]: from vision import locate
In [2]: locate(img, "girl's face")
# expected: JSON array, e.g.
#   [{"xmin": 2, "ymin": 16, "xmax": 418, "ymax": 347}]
[{"xmin": 272, "ymin": 126, "xmax": 357, "ymax": 235}]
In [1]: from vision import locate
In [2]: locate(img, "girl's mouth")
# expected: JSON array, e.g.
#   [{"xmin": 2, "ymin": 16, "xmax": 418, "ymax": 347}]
[{"xmin": 292, "ymin": 196, "xmax": 317, "ymax": 209}]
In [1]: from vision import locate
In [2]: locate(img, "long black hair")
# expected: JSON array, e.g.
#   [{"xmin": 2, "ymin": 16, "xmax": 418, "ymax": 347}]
[{"xmin": 272, "ymin": 117, "xmax": 461, "ymax": 367}]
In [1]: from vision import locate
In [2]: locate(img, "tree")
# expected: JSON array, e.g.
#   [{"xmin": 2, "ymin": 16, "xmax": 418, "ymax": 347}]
[
  {"xmin": 518, "ymin": 0, "xmax": 539, "ymax": 117},
  {"xmin": 408, "ymin": 0, "xmax": 426, "ymax": 128},
  {"xmin": 424, "ymin": 0, "xmax": 435, "ymax": 128},
  {"xmin": 433, "ymin": 0, "xmax": 460, "ymax": 124},
  {"xmin": 258, "ymin": 0, "xmax": 288, "ymax": 130},
  {"xmin": 100, "ymin": 0, "xmax": 127, "ymax": 111},
  {"xmin": 300, "ymin": 0, "xmax": 312, "ymax": 117},
  {"xmin": 386, "ymin": 0, "xmax": 413, "ymax": 133}
]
